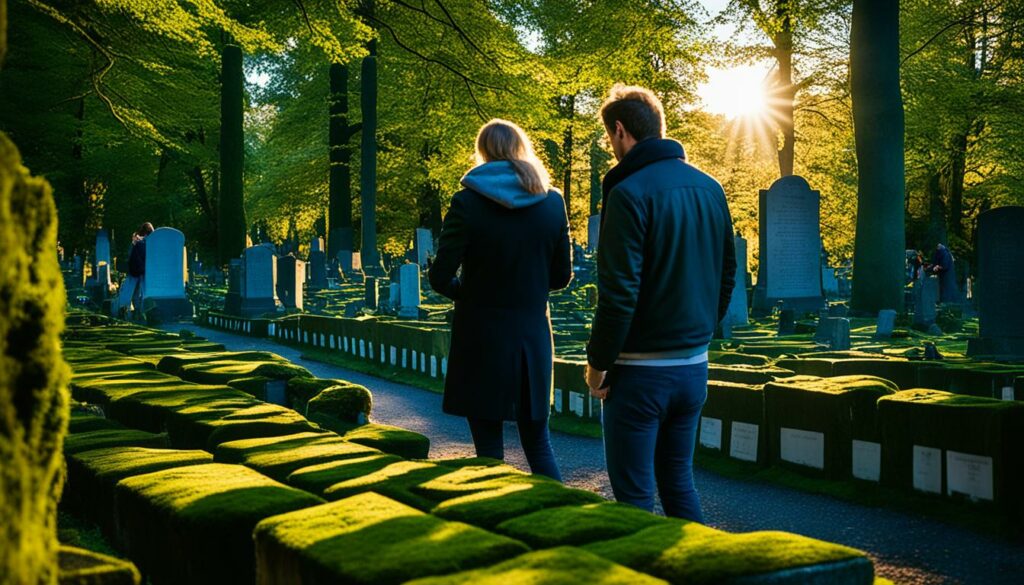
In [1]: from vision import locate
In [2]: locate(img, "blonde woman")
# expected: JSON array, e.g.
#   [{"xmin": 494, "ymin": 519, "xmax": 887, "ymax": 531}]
[{"xmin": 429, "ymin": 119, "xmax": 572, "ymax": 480}]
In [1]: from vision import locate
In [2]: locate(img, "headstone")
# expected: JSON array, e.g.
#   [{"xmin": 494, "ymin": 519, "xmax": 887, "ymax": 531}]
[
  {"xmin": 239, "ymin": 244, "xmax": 279, "ymax": 317},
  {"xmin": 309, "ymin": 250, "xmax": 328, "ymax": 290},
  {"xmin": 814, "ymin": 317, "xmax": 851, "ymax": 350},
  {"xmin": 142, "ymin": 227, "xmax": 192, "ymax": 319},
  {"xmin": 276, "ymin": 256, "xmax": 305, "ymax": 310},
  {"xmin": 587, "ymin": 215, "xmax": 601, "ymax": 252},
  {"xmin": 398, "ymin": 263, "xmax": 421, "ymax": 319},
  {"xmin": 336, "ymin": 250, "xmax": 354, "ymax": 273},
  {"xmin": 413, "ymin": 228, "xmax": 433, "ymax": 266},
  {"xmin": 351, "ymin": 252, "xmax": 363, "ymax": 272},
  {"xmin": 735, "ymin": 233, "xmax": 752, "ymax": 289},
  {"xmin": 365, "ymin": 276, "xmax": 380, "ymax": 309},
  {"xmin": 777, "ymin": 308, "xmax": 796, "ymax": 335},
  {"xmin": 968, "ymin": 206, "xmax": 1024, "ymax": 359},
  {"xmin": 311, "ymin": 236, "xmax": 324, "ymax": 253},
  {"xmin": 95, "ymin": 229, "xmax": 111, "ymax": 269},
  {"xmin": 875, "ymin": 309, "xmax": 897, "ymax": 338},
  {"xmin": 753, "ymin": 176, "xmax": 825, "ymax": 313},
  {"xmin": 822, "ymin": 267, "xmax": 840, "ymax": 297},
  {"xmin": 724, "ymin": 282, "xmax": 748, "ymax": 328},
  {"xmin": 912, "ymin": 276, "xmax": 939, "ymax": 327},
  {"xmin": 223, "ymin": 258, "xmax": 244, "ymax": 315},
  {"xmin": 388, "ymin": 283, "xmax": 400, "ymax": 307}
]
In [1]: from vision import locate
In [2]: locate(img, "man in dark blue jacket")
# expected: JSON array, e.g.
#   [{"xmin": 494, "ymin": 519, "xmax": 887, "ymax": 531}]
[{"xmin": 585, "ymin": 85, "xmax": 736, "ymax": 522}]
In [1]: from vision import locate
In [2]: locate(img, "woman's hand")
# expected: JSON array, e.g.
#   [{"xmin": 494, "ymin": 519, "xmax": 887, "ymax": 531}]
[{"xmin": 585, "ymin": 364, "xmax": 608, "ymax": 400}]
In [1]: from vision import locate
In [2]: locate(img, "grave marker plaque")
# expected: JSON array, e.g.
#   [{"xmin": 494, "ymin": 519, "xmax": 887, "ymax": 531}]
[
  {"xmin": 753, "ymin": 176, "xmax": 825, "ymax": 313},
  {"xmin": 699, "ymin": 417, "xmax": 722, "ymax": 450}
]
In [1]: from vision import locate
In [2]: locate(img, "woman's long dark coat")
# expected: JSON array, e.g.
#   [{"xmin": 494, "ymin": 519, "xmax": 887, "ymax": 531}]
[{"xmin": 429, "ymin": 187, "xmax": 572, "ymax": 421}]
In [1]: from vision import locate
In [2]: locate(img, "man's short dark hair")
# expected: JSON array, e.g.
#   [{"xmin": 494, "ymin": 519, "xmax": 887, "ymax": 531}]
[{"xmin": 600, "ymin": 85, "xmax": 665, "ymax": 141}]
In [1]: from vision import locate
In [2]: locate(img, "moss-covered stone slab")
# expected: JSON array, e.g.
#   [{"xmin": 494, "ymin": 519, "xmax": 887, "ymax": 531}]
[
  {"xmin": 877, "ymin": 389, "xmax": 1024, "ymax": 516},
  {"xmin": 764, "ymin": 376, "xmax": 896, "ymax": 479},
  {"xmin": 156, "ymin": 351, "xmax": 289, "ymax": 376},
  {"xmin": 410, "ymin": 464, "xmax": 539, "ymax": 502},
  {"xmin": 114, "ymin": 463, "xmax": 324, "ymax": 585},
  {"xmin": 254, "ymin": 493, "xmax": 529, "ymax": 585},
  {"xmin": 105, "ymin": 386, "xmax": 253, "ymax": 432},
  {"xmin": 698, "ymin": 381, "xmax": 767, "ymax": 465},
  {"xmin": 495, "ymin": 502, "xmax": 667, "ymax": 548},
  {"xmin": 340, "ymin": 423, "xmax": 430, "ymax": 459},
  {"xmin": 63, "ymin": 447, "xmax": 213, "ymax": 540},
  {"xmin": 710, "ymin": 364, "xmax": 796, "ymax": 385},
  {"xmin": 583, "ymin": 522, "xmax": 872, "ymax": 585},
  {"xmin": 286, "ymin": 453, "xmax": 404, "ymax": 496},
  {"xmin": 431, "ymin": 481, "xmax": 605, "ymax": 529},
  {"xmin": 306, "ymin": 383, "xmax": 372, "ymax": 423},
  {"xmin": 322, "ymin": 461, "xmax": 458, "ymax": 510},
  {"xmin": 63, "ymin": 429, "xmax": 169, "ymax": 455},
  {"xmin": 177, "ymin": 359, "xmax": 312, "ymax": 386},
  {"xmin": 709, "ymin": 351, "xmax": 773, "ymax": 367},
  {"xmin": 58, "ymin": 545, "xmax": 140, "ymax": 585},
  {"xmin": 286, "ymin": 377, "xmax": 355, "ymax": 411},
  {"xmin": 164, "ymin": 400, "xmax": 319, "ymax": 450},
  {"xmin": 68, "ymin": 413, "xmax": 123, "ymax": 434},
  {"xmin": 406, "ymin": 546, "xmax": 669, "ymax": 585},
  {"xmin": 214, "ymin": 432, "xmax": 379, "ymax": 482}
]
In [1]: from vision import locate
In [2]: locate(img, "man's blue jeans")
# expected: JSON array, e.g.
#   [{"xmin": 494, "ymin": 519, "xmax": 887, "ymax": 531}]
[{"xmin": 602, "ymin": 362, "xmax": 708, "ymax": 522}]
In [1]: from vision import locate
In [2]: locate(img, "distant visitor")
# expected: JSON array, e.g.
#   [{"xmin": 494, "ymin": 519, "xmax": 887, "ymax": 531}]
[{"xmin": 117, "ymin": 222, "xmax": 154, "ymax": 321}]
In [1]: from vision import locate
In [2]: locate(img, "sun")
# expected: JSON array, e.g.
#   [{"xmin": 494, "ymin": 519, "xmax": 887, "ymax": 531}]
[{"xmin": 697, "ymin": 65, "xmax": 771, "ymax": 120}]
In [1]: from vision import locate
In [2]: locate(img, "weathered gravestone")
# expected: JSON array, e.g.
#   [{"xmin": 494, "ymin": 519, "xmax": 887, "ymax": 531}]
[
  {"xmin": 968, "ymin": 206, "xmax": 1024, "ymax": 359},
  {"xmin": 814, "ymin": 317, "xmax": 851, "ymax": 350},
  {"xmin": 143, "ymin": 227, "xmax": 193, "ymax": 320},
  {"xmin": 336, "ymin": 250, "xmax": 353, "ymax": 273},
  {"xmin": 309, "ymin": 250, "xmax": 328, "ymax": 290},
  {"xmin": 95, "ymin": 229, "xmax": 111, "ymax": 270},
  {"xmin": 223, "ymin": 258, "xmax": 244, "ymax": 315},
  {"xmin": 414, "ymin": 228, "xmax": 433, "ymax": 266},
  {"xmin": 398, "ymin": 263, "xmax": 421, "ymax": 319},
  {"xmin": 875, "ymin": 309, "xmax": 897, "ymax": 339},
  {"xmin": 724, "ymin": 233, "xmax": 749, "ymax": 326},
  {"xmin": 753, "ymin": 176, "xmax": 825, "ymax": 314},
  {"xmin": 912, "ymin": 276, "xmax": 939, "ymax": 328},
  {"xmin": 311, "ymin": 236, "xmax": 324, "ymax": 253},
  {"xmin": 276, "ymin": 256, "xmax": 305, "ymax": 310},
  {"xmin": 388, "ymin": 282, "xmax": 400, "ymax": 307},
  {"xmin": 777, "ymin": 308, "xmax": 796, "ymax": 335},
  {"xmin": 365, "ymin": 276, "xmax": 380, "ymax": 309},
  {"xmin": 240, "ymin": 244, "xmax": 279, "ymax": 317},
  {"xmin": 587, "ymin": 215, "xmax": 601, "ymax": 252}
]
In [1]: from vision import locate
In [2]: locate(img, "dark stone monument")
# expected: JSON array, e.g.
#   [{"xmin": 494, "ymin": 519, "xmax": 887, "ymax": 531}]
[
  {"xmin": 777, "ymin": 309, "xmax": 796, "ymax": 335},
  {"xmin": 968, "ymin": 206, "xmax": 1024, "ymax": 359},
  {"xmin": 815, "ymin": 317, "xmax": 851, "ymax": 350},
  {"xmin": 364, "ymin": 276, "xmax": 380, "ymax": 309},
  {"xmin": 875, "ymin": 309, "xmax": 897, "ymax": 339},
  {"xmin": 277, "ymin": 256, "xmax": 305, "ymax": 310},
  {"xmin": 224, "ymin": 258, "xmax": 244, "ymax": 315},
  {"xmin": 912, "ymin": 276, "xmax": 939, "ymax": 328},
  {"xmin": 753, "ymin": 176, "xmax": 825, "ymax": 314},
  {"xmin": 309, "ymin": 250, "xmax": 328, "ymax": 290}
]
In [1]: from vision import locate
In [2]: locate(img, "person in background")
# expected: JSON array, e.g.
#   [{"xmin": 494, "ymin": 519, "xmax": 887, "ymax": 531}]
[
  {"xmin": 429, "ymin": 119, "xmax": 572, "ymax": 481},
  {"xmin": 584, "ymin": 85, "xmax": 736, "ymax": 522},
  {"xmin": 928, "ymin": 243, "xmax": 959, "ymax": 303},
  {"xmin": 118, "ymin": 222, "xmax": 154, "ymax": 321}
]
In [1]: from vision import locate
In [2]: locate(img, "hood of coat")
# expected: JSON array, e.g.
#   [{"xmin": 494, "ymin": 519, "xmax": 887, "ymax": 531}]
[{"xmin": 460, "ymin": 161, "xmax": 548, "ymax": 209}]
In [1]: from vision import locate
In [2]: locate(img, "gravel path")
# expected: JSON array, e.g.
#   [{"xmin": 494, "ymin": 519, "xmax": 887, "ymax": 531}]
[{"xmin": 170, "ymin": 323, "xmax": 1022, "ymax": 585}]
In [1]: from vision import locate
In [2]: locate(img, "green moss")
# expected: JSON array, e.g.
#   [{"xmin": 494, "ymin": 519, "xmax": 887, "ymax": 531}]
[
  {"xmin": 253, "ymin": 493, "xmax": 529, "ymax": 585},
  {"xmin": 286, "ymin": 453, "xmax": 404, "ymax": 496},
  {"xmin": 411, "ymin": 464, "xmax": 536, "ymax": 501},
  {"xmin": 58, "ymin": 545, "xmax": 141, "ymax": 585},
  {"xmin": 63, "ymin": 429, "xmax": 169, "ymax": 455},
  {"xmin": 165, "ymin": 401, "xmax": 319, "ymax": 450},
  {"xmin": 323, "ymin": 461, "xmax": 453, "ymax": 510},
  {"xmin": 286, "ymin": 376, "xmax": 348, "ymax": 410},
  {"xmin": 156, "ymin": 351, "xmax": 288, "ymax": 377},
  {"xmin": 214, "ymin": 432, "xmax": 379, "ymax": 482},
  {"xmin": 406, "ymin": 546, "xmax": 669, "ymax": 585},
  {"xmin": 115, "ymin": 463, "xmax": 323, "ymax": 585},
  {"xmin": 495, "ymin": 502, "xmax": 666, "ymax": 548},
  {"xmin": 583, "ymin": 522, "xmax": 870, "ymax": 585},
  {"xmin": 709, "ymin": 351, "xmax": 773, "ymax": 367},
  {"xmin": 709, "ymin": 364, "xmax": 796, "ymax": 385},
  {"xmin": 178, "ymin": 359, "xmax": 312, "ymax": 386},
  {"xmin": 431, "ymin": 482, "xmax": 605, "ymax": 529},
  {"xmin": 341, "ymin": 423, "xmax": 430, "ymax": 459},
  {"xmin": 306, "ymin": 383, "xmax": 372, "ymax": 423},
  {"xmin": 64, "ymin": 447, "xmax": 213, "ymax": 533},
  {"xmin": 68, "ymin": 414, "xmax": 123, "ymax": 434},
  {"xmin": 105, "ymin": 386, "xmax": 255, "ymax": 433}
]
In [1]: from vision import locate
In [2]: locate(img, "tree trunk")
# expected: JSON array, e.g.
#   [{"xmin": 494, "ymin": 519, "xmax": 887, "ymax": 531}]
[
  {"xmin": 774, "ymin": 1, "xmax": 795, "ymax": 178},
  {"xmin": 588, "ymin": 138, "xmax": 606, "ymax": 216},
  {"xmin": 328, "ymin": 62, "xmax": 354, "ymax": 258},
  {"xmin": 850, "ymin": 0, "xmax": 906, "ymax": 313},
  {"xmin": 941, "ymin": 132, "xmax": 967, "ymax": 243},
  {"xmin": 418, "ymin": 142, "xmax": 442, "ymax": 234},
  {"xmin": 561, "ymin": 94, "xmax": 575, "ymax": 218},
  {"xmin": 218, "ymin": 44, "xmax": 247, "ymax": 266},
  {"xmin": 926, "ymin": 171, "xmax": 948, "ymax": 249},
  {"xmin": 359, "ymin": 38, "xmax": 380, "ymax": 269}
]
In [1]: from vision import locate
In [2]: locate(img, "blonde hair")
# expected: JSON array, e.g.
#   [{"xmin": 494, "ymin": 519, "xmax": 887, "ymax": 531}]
[{"xmin": 474, "ymin": 119, "xmax": 551, "ymax": 195}]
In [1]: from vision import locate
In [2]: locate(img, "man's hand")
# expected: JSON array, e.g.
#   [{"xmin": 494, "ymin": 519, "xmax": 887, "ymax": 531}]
[{"xmin": 585, "ymin": 364, "xmax": 608, "ymax": 400}]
